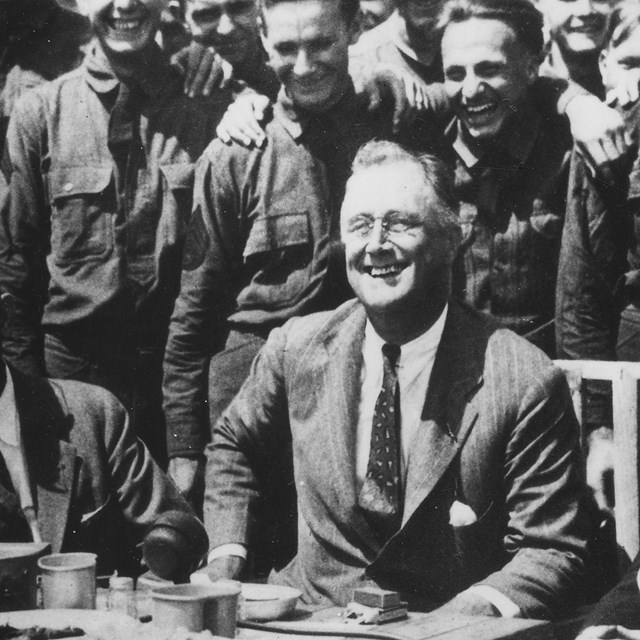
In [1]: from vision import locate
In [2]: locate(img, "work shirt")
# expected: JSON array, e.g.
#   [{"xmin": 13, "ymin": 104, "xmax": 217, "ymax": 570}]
[
  {"xmin": 556, "ymin": 101, "xmax": 640, "ymax": 426},
  {"xmin": 449, "ymin": 103, "xmax": 572, "ymax": 342},
  {"xmin": 0, "ymin": 41, "xmax": 229, "ymax": 376},
  {"xmin": 164, "ymin": 83, "xmax": 443, "ymax": 459}
]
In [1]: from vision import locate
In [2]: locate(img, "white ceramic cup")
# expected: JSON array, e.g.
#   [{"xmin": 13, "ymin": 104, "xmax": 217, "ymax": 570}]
[
  {"xmin": 37, "ymin": 552, "xmax": 97, "ymax": 609},
  {"xmin": 152, "ymin": 583, "xmax": 240, "ymax": 635}
]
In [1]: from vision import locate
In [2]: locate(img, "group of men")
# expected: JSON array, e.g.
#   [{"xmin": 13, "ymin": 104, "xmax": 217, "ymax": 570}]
[{"xmin": 1, "ymin": 0, "xmax": 640, "ymax": 636}]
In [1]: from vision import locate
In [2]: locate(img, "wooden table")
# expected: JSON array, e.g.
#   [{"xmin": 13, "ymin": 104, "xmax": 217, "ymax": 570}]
[{"xmin": 237, "ymin": 607, "xmax": 580, "ymax": 640}]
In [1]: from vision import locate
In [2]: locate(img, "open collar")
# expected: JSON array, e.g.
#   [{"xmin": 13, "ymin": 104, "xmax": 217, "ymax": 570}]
[
  {"xmin": 447, "ymin": 101, "xmax": 541, "ymax": 171},
  {"xmin": 274, "ymin": 80, "xmax": 359, "ymax": 141},
  {"xmin": 84, "ymin": 39, "xmax": 181, "ymax": 101}
]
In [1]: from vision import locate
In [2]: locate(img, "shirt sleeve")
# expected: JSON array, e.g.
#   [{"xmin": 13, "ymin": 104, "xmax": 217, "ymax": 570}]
[
  {"xmin": 163, "ymin": 143, "xmax": 246, "ymax": 459},
  {"xmin": 465, "ymin": 586, "xmax": 521, "ymax": 618},
  {"xmin": 0, "ymin": 89, "xmax": 50, "ymax": 376}
]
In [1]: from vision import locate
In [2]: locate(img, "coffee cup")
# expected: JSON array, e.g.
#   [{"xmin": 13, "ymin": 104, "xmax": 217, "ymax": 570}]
[
  {"xmin": 37, "ymin": 552, "xmax": 97, "ymax": 609},
  {"xmin": 152, "ymin": 583, "xmax": 240, "ymax": 635}
]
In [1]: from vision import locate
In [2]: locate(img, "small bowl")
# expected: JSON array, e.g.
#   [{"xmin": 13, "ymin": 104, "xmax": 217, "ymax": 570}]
[{"xmin": 241, "ymin": 583, "xmax": 301, "ymax": 621}]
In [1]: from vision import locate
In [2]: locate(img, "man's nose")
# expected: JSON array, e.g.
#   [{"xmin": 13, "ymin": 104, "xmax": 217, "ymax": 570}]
[
  {"xmin": 217, "ymin": 11, "xmax": 234, "ymax": 35},
  {"xmin": 293, "ymin": 48, "xmax": 315, "ymax": 75},
  {"xmin": 461, "ymin": 73, "xmax": 484, "ymax": 101},
  {"xmin": 365, "ymin": 220, "xmax": 390, "ymax": 252}
]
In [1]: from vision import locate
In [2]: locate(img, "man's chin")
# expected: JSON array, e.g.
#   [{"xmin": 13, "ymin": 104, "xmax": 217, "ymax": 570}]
[{"xmin": 461, "ymin": 116, "xmax": 506, "ymax": 143}]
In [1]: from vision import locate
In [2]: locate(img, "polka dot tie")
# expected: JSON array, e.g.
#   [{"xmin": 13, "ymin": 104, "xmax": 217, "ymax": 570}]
[{"xmin": 358, "ymin": 343, "xmax": 402, "ymax": 539}]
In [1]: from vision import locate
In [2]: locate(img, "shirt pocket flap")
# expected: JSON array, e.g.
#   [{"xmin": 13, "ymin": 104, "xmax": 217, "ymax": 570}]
[
  {"xmin": 244, "ymin": 212, "xmax": 310, "ymax": 258},
  {"xmin": 160, "ymin": 163, "xmax": 195, "ymax": 190},
  {"xmin": 49, "ymin": 166, "xmax": 112, "ymax": 200}
]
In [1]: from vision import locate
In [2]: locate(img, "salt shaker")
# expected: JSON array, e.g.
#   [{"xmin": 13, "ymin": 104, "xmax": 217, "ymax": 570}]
[{"xmin": 107, "ymin": 574, "xmax": 137, "ymax": 618}]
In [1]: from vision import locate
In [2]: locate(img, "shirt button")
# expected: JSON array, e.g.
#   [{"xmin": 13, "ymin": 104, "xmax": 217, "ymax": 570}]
[{"xmin": 63, "ymin": 183, "xmax": 73, "ymax": 192}]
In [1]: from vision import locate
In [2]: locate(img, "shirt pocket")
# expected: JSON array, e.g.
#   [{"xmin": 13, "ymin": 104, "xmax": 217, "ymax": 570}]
[
  {"xmin": 48, "ymin": 166, "xmax": 114, "ymax": 264},
  {"xmin": 241, "ymin": 211, "xmax": 312, "ymax": 309}
]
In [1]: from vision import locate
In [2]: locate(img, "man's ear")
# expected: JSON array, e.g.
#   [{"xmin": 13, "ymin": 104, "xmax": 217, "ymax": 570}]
[{"xmin": 598, "ymin": 49, "xmax": 609, "ymax": 86}]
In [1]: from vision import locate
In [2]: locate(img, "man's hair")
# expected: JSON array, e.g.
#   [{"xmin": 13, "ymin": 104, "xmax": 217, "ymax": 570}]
[
  {"xmin": 260, "ymin": 0, "xmax": 359, "ymax": 28},
  {"xmin": 437, "ymin": 0, "xmax": 544, "ymax": 59},
  {"xmin": 603, "ymin": 0, "xmax": 640, "ymax": 50},
  {"xmin": 350, "ymin": 140, "xmax": 462, "ymax": 252}
]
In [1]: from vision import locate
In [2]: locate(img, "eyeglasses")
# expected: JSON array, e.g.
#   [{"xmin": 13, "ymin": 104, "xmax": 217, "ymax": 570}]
[{"xmin": 343, "ymin": 213, "xmax": 425, "ymax": 240}]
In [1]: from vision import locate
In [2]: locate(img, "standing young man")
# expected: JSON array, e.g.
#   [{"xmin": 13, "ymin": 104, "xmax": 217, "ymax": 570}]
[
  {"xmin": 162, "ymin": 0, "xmax": 445, "ymax": 516},
  {"xmin": 0, "ymin": 0, "xmax": 227, "ymax": 465},
  {"xmin": 440, "ymin": 0, "xmax": 572, "ymax": 355}
]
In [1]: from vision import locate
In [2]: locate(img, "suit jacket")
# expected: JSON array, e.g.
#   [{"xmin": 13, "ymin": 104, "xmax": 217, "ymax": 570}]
[
  {"xmin": 0, "ymin": 366, "xmax": 203, "ymax": 575},
  {"xmin": 205, "ymin": 299, "xmax": 591, "ymax": 618}
]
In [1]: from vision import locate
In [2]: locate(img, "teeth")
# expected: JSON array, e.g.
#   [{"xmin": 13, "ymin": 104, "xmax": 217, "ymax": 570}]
[
  {"xmin": 466, "ymin": 103, "xmax": 494, "ymax": 114},
  {"xmin": 369, "ymin": 265, "xmax": 403, "ymax": 277},
  {"xmin": 112, "ymin": 18, "xmax": 143, "ymax": 31}
]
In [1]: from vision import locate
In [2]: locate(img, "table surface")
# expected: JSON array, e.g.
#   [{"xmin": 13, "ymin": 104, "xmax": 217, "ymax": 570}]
[{"xmin": 236, "ymin": 606, "xmax": 577, "ymax": 640}]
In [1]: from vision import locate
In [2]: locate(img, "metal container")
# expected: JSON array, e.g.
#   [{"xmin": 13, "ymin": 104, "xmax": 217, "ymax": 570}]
[{"xmin": 0, "ymin": 542, "xmax": 50, "ymax": 611}]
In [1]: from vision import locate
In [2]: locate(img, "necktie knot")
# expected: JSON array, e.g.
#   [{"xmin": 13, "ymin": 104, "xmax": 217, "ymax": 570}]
[{"xmin": 382, "ymin": 343, "xmax": 400, "ymax": 368}]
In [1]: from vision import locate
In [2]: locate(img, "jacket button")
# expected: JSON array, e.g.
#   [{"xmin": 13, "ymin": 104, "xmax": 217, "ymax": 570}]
[{"xmin": 63, "ymin": 183, "xmax": 73, "ymax": 192}]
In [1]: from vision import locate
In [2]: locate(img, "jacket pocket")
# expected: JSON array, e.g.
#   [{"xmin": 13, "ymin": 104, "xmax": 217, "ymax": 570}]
[
  {"xmin": 451, "ymin": 500, "xmax": 503, "ymax": 585},
  {"xmin": 241, "ymin": 211, "xmax": 313, "ymax": 308},
  {"xmin": 48, "ymin": 166, "xmax": 114, "ymax": 263}
]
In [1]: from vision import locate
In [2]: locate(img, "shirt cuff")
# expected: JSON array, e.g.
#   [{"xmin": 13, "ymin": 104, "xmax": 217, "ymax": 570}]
[
  {"xmin": 464, "ymin": 586, "xmax": 521, "ymax": 618},
  {"xmin": 207, "ymin": 543, "xmax": 247, "ymax": 564}
]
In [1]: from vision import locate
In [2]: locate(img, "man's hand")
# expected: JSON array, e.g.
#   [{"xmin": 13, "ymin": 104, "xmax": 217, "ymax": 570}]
[
  {"xmin": 168, "ymin": 456, "xmax": 204, "ymax": 500},
  {"xmin": 566, "ymin": 94, "xmax": 632, "ymax": 169},
  {"xmin": 172, "ymin": 42, "xmax": 233, "ymax": 97},
  {"xmin": 216, "ymin": 93, "xmax": 271, "ymax": 147},
  {"xmin": 206, "ymin": 555, "xmax": 245, "ymax": 582},
  {"xmin": 606, "ymin": 71, "xmax": 640, "ymax": 109},
  {"xmin": 433, "ymin": 591, "xmax": 501, "ymax": 618},
  {"xmin": 577, "ymin": 625, "xmax": 640, "ymax": 639},
  {"xmin": 355, "ymin": 65, "xmax": 419, "ymax": 134},
  {"xmin": 586, "ymin": 426, "xmax": 615, "ymax": 520}
]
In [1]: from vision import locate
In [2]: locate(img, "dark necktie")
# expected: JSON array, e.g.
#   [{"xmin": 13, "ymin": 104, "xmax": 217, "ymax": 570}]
[{"xmin": 358, "ymin": 343, "xmax": 402, "ymax": 539}]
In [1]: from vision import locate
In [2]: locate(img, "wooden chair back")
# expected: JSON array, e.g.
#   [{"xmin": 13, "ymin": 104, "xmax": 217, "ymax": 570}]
[{"xmin": 554, "ymin": 360, "xmax": 640, "ymax": 564}]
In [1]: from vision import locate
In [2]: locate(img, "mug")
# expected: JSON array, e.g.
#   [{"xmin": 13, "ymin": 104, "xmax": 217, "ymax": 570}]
[
  {"xmin": 152, "ymin": 583, "xmax": 240, "ymax": 635},
  {"xmin": 37, "ymin": 552, "xmax": 97, "ymax": 609}
]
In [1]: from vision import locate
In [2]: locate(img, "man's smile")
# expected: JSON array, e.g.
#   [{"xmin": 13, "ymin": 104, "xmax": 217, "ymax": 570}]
[
  {"xmin": 107, "ymin": 9, "xmax": 149, "ymax": 39},
  {"xmin": 363, "ymin": 263, "xmax": 407, "ymax": 278}
]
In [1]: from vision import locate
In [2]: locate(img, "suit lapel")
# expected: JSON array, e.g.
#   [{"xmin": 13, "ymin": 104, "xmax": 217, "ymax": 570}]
[
  {"xmin": 402, "ymin": 302, "xmax": 486, "ymax": 526},
  {"xmin": 11, "ymin": 367, "xmax": 78, "ymax": 552},
  {"xmin": 317, "ymin": 303, "xmax": 366, "ymax": 506}
]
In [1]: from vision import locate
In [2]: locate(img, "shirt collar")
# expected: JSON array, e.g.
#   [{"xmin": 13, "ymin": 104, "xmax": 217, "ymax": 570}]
[
  {"xmin": 364, "ymin": 303, "xmax": 449, "ymax": 362},
  {"xmin": 446, "ymin": 101, "xmax": 541, "ymax": 170},
  {"xmin": 84, "ymin": 39, "xmax": 181, "ymax": 100},
  {"xmin": 0, "ymin": 366, "xmax": 20, "ymax": 449},
  {"xmin": 274, "ymin": 79, "xmax": 359, "ymax": 140}
]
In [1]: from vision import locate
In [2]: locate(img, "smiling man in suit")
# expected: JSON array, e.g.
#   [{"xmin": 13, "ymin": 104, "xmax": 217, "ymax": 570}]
[{"xmin": 203, "ymin": 140, "xmax": 592, "ymax": 619}]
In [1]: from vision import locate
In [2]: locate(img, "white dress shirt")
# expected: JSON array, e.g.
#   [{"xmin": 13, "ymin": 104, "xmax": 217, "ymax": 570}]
[
  {"xmin": 0, "ymin": 367, "xmax": 41, "ymax": 542},
  {"xmin": 355, "ymin": 306, "xmax": 447, "ymax": 486}
]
